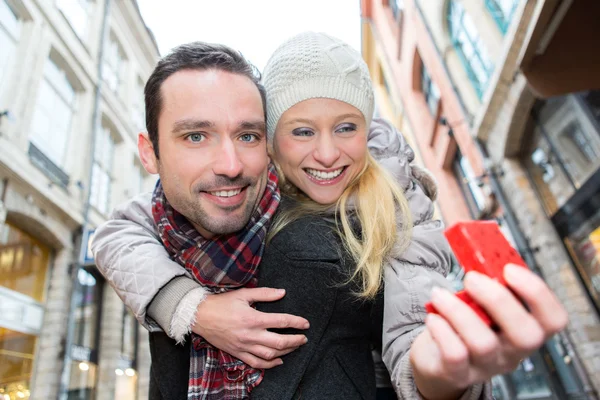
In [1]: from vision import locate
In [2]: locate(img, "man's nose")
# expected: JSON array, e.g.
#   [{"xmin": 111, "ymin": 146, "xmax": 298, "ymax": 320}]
[
  {"xmin": 313, "ymin": 133, "xmax": 341, "ymax": 167},
  {"xmin": 212, "ymin": 138, "xmax": 243, "ymax": 178}
]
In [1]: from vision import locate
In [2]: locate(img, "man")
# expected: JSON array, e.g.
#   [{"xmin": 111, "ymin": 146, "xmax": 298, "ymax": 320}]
[{"xmin": 92, "ymin": 42, "xmax": 310, "ymax": 399}]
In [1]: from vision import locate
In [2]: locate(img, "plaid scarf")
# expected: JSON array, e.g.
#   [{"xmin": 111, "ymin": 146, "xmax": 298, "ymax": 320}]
[{"xmin": 152, "ymin": 164, "xmax": 280, "ymax": 399}]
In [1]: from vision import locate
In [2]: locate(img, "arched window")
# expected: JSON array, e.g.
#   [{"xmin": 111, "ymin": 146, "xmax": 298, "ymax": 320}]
[
  {"xmin": 485, "ymin": 0, "xmax": 519, "ymax": 34},
  {"xmin": 447, "ymin": 1, "xmax": 494, "ymax": 99}
]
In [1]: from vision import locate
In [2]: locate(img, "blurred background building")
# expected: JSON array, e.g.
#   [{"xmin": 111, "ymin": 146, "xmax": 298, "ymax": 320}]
[
  {"xmin": 0, "ymin": 0, "xmax": 158, "ymax": 399},
  {"xmin": 361, "ymin": 0, "xmax": 600, "ymax": 398}
]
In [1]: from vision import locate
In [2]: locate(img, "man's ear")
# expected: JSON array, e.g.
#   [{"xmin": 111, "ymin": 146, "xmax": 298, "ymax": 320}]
[{"xmin": 138, "ymin": 132, "xmax": 159, "ymax": 174}]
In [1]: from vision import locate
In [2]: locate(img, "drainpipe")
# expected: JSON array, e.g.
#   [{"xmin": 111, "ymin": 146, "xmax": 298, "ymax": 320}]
[{"xmin": 58, "ymin": 0, "xmax": 112, "ymax": 397}]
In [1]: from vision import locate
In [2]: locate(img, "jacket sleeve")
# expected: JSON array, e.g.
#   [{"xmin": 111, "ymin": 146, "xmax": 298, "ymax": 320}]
[
  {"xmin": 91, "ymin": 192, "xmax": 207, "ymax": 339},
  {"xmin": 369, "ymin": 118, "xmax": 493, "ymax": 399}
]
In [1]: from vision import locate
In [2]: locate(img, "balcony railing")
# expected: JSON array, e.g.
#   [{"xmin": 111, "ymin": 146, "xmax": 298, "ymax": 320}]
[{"xmin": 28, "ymin": 142, "xmax": 70, "ymax": 188}]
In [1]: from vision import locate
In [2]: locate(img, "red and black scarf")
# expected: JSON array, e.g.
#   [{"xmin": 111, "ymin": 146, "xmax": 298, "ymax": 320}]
[{"xmin": 152, "ymin": 164, "xmax": 280, "ymax": 399}]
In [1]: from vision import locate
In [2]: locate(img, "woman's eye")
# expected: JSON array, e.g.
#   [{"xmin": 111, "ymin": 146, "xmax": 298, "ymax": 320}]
[
  {"xmin": 336, "ymin": 123, "xmax": 357, "ymax": 133},
  {"xmin": 187, "ymin": 133, "xmax": 204, "ymax": 143},
  {"xmin": 291, "ymin": 128, "xmax": 314, "ymax": 137},
  {"xmin": 240, "ymin": 133, "xmax": 258, "ymax": 143}
]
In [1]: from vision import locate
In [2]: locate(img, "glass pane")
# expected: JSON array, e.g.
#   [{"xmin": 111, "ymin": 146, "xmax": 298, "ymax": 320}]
[
  {"xmin": 525, "ymin": 126, "xmax": 576, "ymax": 214},
  {"xmin": 448, "ymin": 1, "xmax": 493, "ymax": 97},
  {"xmin": 56, "ymin": 0, "xmax": 89, "ymax": 39},
  {"xmin": 0, "ymin": 223, "xmax": 50, "ymax": 302},
  {"xmin": 582, "ymin": 90, "xmax": 600, "ymax": 124},
  {"xmin": 30, "ymin": 78, "xmax": 73, "ymax": 167},
  {"xmin": 556, "ymin": 122, "xmax": 600, "ymax": 185},
  {"xmin": 0, "ymin": 328, "xmax": 35, "ymax": 399},
  {"xmin": 67, "ymin": 360, "xmax": 97, "ymax": 400},
  {"xmin": 0, "ymin": 0, "xmax": 21, "ymax": 40},
  {"xmin": 122, "ymin": 310, "xmax": 136, "ymax": 360},
  {"xmin": 539, "ymin": 95, "xmax": 600, "ymax": 188},
  {"xmin": 71, "ymin": 269, "xmax": 101, "ymax": 350},
  {"xmin": 567, "ymin": 208, "xmax": 600, "ymax": 309},
  {"xmin": 510, "ymin": 355, "xmax": 553, "ymax": 398},
  {"xmin": 114, "ymin": 372, "xmax": 136, "ymax": 400},
  {"xmin": 0, "ymin": 28, "xmax": 16, "ymax": 86},
  {"xmin": 496, "ymin": 0, "xmax": 517, "ymax": 19}
]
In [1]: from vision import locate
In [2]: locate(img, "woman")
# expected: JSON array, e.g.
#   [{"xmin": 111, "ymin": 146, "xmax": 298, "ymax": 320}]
[{"xmin": 93, "ymin": 32, "xmax": 567, "ymax": 399}]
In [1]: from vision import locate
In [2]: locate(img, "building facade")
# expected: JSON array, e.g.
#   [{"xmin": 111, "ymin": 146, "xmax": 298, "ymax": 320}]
[
  {"xmin": 0, "ymin": 0, "xmax": 159, "ymax": 399},
  {"xmin": 361, "ymin": 0, "xmax": 600, "ymax": 398}
]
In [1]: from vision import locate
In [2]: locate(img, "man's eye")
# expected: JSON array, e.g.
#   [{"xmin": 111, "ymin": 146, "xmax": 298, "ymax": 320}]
[
  {"xmin": 187, "ymin": 133, "xmax": 204, "ymax": 143},
  {"xmin": 240, "ymin": 133, "xmax": 258, "ymax": 142},
  {"xmin": 291, "ymin": 128, "xmax": 314, "ymax": 137}
]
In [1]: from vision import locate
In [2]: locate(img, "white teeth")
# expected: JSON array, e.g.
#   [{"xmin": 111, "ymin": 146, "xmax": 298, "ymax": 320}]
[
  {"xmin": 210, "ymin": 189, "xmax": 242, "ymax": 197},
  {"xmin": 305, "ymin": 168, "xmax": 344, "ymax": 181}
]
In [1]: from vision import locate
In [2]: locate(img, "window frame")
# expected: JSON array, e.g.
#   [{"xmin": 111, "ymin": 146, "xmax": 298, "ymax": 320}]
[
  {"xmin": 447, "ymin": 0, "xmax": 495, "ymax": 99},
  {"xmin": 485, "ymin": 0, "xmax": 519, "ymax": 34},
  {"xmin": 420, "ymin": 62, "xmax": 440, "ymax": 116}
]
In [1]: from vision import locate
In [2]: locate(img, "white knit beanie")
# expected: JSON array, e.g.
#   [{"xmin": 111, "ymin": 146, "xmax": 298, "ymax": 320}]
[{"xmin": 262, "ymin": 31, "xmax": 374, "ymax": 141}]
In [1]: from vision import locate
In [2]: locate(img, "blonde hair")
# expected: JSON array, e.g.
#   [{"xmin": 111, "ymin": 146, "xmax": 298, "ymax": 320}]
[{"xmin": 269, "ymin": 152, "xmax": 412, "ymax": 298}]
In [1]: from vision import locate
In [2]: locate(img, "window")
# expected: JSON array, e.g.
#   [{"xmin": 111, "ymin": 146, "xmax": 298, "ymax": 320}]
[
  {"xmin": 389, "ymin": 0, "xmax": 403, "ymax": 20},
  {"xmin": 103, "ymin": 34, "xmax": 125, "ymax": 95},
  {"xmin": 525, "ymin": 95, "xmax": 600, "ymax": 215},
  {"xmin": 131, "ymin": 76, "xmax": 145, "ymax": 131},
  {"xmin": 453, "ymin": 150, "xmax": 486, "ymax": 217},
  {"xmin": 115, "ymin": 307, "xmax": 138, "ymax": 399},
  {"xmin": 68, "ymin": 268, "xmax": 102, "ymax": 400},
  {"xmin": 447, "ymin": 1, "xmax": 494, "ymax": 99},
  {"xmin": 421, "ymin": 63, "xmax": 440, "ymax": 115},
  {"xmin": 130, "ymin": 159, "xmax": 145, "ymax": 196},
  {"xmin": 89, "ymin": 124, "xmax": 114, "ymax": 214},
  {"xmin": 0, "ymin": 0, "xmax": 21, "ymax": 89},
  {"xmin": 56, "ymin": 0, "xmax": 91, "ymax": 39},
  {"xmin": 485, "ymin": 0, "xmax": 519, "ymax": 34},
  {"xmin": 30, "ymin": 57, "xmax": 76, "ymax": 168}
]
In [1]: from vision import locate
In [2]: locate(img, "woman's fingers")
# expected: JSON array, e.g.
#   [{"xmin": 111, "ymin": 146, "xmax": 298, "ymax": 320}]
[
  {"xmin": 430, "ymin": 287, "xmax": 500, "ymax": 364},
  {"xmin": 464, "ymin": 271, "xmax": 546, "ymax": 354},
  {"xmin": 425, "ymin": 314, "xmax": 470, "ymax": 378},
  {"xmin": 503, "ymin": 264, "xmax": 569, "ymax": 335}
]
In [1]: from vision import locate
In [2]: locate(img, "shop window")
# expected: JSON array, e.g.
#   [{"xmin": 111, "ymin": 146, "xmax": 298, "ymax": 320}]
[
  {"xmin": 114, "ymin": 307, "xmax": 138, "ymax": 399},
  {"xmin": 67, "ymin": 269, "xmax": 103, "ymax": 400},
  {"xmin": 485, "ymin": 0, "xmax": 519, "ymax": 34},
  {"xmin": 524, "ymin": 95, "xmax": 600, "ymax": 215},
  {"xmin": 0, "ymin": 223, "xmax": 51, "ymax": 400},
  {"xmin": 447, "ymin": 0, "xmax": 494, "ymax": 99}
]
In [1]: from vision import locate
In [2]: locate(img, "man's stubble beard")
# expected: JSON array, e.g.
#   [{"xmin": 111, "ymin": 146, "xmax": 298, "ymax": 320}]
[{"xmin": 164, "ymin": 171, "xmax": 268, "ymax": 237}]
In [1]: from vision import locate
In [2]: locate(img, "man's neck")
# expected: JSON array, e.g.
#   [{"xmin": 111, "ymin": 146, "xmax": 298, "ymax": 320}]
[{"xmin": 191, "ymin": 222, "xmax": 216, "ymax": 240}]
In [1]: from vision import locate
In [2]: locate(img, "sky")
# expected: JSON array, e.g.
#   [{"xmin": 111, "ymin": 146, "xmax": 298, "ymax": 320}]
[{"xmin": 137, "ymin": 0, "xmax": 362, "ymax": 72}]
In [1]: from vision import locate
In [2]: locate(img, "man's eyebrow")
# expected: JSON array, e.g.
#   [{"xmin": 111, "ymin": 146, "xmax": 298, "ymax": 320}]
[
  {"xmin": 172, "ymin": 119, "xmax": 214, "ymax": 134},
  {"xmin": 239, "ymin": 120, "xmax": 266, "ymax": 132}
]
